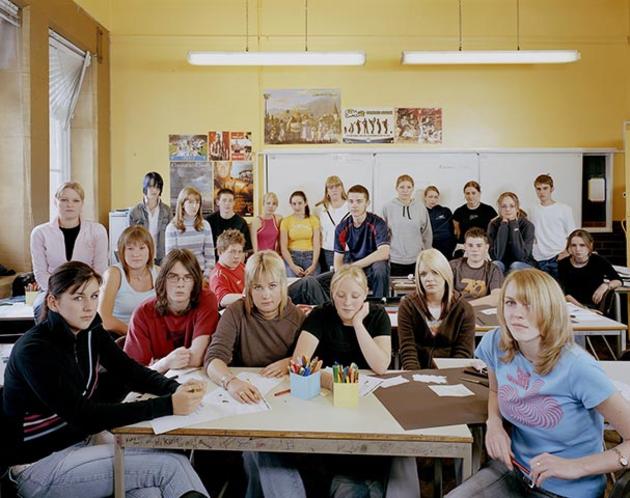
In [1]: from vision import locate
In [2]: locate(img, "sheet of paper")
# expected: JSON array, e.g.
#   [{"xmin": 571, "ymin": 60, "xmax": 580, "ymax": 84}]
[
  {"xmin": 359, "ymin": 375, "xmax": 384, "ymax": 396},
  {"xmin": 412, "ymin": 374, "xmax": 447, "ymax": 384},
  {"xmin": 380, "ymin": 375, "xmax": 409, "ymax": 389},
  {"xmin": 429, "ymin": 384, "xmax": 475, "ymax": 397},
  {"xmin": 236, "ymin": 371, "xmax": 282, "ymax": 395},
  {"xmin": 479, "ymin": 308, "xmax": 497, "ymax": 316}
]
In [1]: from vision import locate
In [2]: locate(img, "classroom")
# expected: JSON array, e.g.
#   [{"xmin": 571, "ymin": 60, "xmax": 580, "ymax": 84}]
[{"xmin": 2, "ymin": 1, "xmax": 630, "ymax": 497}]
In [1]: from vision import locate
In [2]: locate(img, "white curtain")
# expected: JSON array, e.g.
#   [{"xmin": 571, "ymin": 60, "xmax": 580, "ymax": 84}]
[
  {"xmin": 48, "ymin": 31, "xmax": 90, "ymax": 218},
  {"xmin": 0, "ymin": 0, "xmax": 19, "ymax": 70}
]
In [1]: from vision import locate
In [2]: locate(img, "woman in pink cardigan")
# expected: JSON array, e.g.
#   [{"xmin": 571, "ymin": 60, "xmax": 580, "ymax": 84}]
[{"xmin": 30, "ymin": 182, "xmax": 108, "ymax": 317}]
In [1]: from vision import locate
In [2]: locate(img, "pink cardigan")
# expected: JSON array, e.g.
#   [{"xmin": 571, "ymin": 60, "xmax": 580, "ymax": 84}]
[{"xmin": 30, "ymin": 218, "xmax": 109, "ymax": 290}]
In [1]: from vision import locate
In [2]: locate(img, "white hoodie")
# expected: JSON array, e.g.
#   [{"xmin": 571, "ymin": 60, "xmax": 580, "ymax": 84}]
[{"xmin": 381, "ymin": 197, "xmax": 433, "ymax": 265}]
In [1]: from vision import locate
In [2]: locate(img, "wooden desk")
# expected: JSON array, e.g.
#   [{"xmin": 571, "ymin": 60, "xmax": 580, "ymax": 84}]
[{"xmin": 113, "ymin": 368, "xmax": 473, "ymax": 498}]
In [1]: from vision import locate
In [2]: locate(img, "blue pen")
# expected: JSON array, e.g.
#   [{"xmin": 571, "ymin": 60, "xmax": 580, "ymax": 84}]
[{"xmin": 304, "ymin": 367, "xmax": 310, "ymax": 376}]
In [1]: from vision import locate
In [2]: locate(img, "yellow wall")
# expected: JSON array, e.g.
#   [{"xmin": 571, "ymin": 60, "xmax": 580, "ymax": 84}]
[{"xmin": 76, "ymin": 0, "xmax": 629, "ymax": 219}]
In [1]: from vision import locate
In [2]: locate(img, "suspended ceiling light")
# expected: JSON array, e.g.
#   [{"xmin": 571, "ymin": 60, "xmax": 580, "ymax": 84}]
[
  {"xmin": 188, "ymin": 0, "xmax": 366, "ymax": 67},
  {"xmin": 402, "ymin": 0, "xmax": 580, "ymax": 66},
  {"xmin": 401, "ymin": 50, "xmax": 580, "ymax": 65}
]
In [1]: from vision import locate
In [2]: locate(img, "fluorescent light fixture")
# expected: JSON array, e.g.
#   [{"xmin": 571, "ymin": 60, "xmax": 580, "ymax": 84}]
[
  {"xmin": 401, "ymin": 50, "xmax": 581, "ymax": 65},
  {"xmin": 187, "ymin": 51, "xmax": 366, "ymax": 66}
]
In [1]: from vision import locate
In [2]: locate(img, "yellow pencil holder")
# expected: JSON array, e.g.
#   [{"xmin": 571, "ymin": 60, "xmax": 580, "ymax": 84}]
[
  {"xmin": 333, "ymin": 382, "xmax": 359, "ymax": 408},
  {"xmin": 24, "ymin": 291, "xmax": 38, "ymax": 307}
]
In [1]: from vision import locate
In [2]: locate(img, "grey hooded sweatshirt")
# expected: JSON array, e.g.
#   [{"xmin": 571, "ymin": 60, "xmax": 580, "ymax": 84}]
[{"xmin": 381, "ymin": 197, "xmax": 433, "ymax": 265}]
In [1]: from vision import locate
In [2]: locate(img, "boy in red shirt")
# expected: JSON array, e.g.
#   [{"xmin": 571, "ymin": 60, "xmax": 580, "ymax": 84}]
[{"xmin": 209, "ymin": 229, "xmax": 246, "ymax": 308}]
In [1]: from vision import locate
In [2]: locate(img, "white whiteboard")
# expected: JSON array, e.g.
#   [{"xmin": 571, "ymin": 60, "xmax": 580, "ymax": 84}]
[
  {"xmin": 479, "ymin": 152, "xmax": 582, "ymax": 223},
  {"xmin": 265, "ymin": 153, "xmax": 374, "ymax": 214},
  {"xmin": 373, "ymin": 153, "xmax": 479, "ymax": 214}
]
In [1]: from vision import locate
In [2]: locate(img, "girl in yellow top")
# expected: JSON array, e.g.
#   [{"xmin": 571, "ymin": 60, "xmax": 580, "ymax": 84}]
[{"xmin": 280, "ymin": 191, "xmax": 321, "ymax": 277}]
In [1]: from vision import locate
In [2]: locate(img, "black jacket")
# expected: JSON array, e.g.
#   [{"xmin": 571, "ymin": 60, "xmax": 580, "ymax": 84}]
[
  {"xmin": 487, "ymin": 217, "xmax": 535, "ymax": 266},
  {"xmin": 3, "ymin": 311, "xmax": 178, "ymax": 464}
]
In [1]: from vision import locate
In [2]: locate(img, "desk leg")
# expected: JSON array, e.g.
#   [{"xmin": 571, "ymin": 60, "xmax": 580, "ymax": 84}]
[
  {"xmin": 462, "ymin": 445, "xmax": 472, "ymax": 481},
  {"xmin": 114, "ymin": 435, "xmax": 125, "ymax": 498},
  {"xmin": 433, "ymin": 458, "xmax": 443, "ymax": 498}
]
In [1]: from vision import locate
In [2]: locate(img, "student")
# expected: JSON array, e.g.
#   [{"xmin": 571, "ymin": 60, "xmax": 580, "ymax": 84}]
[
  {"xmin": 280, "ymin": 191, "xmax": 321, "ymax": 277},
  {"xmin": 30, "ymin": 181, "xmax": 108, "ymax": 292},
  {"xmin": 98, "ymin": 225, "xmax": 159, "ymax": 335},
  {"xmin": 128, "ymin": 171, "xmax": 172, "ymax": 264},
  {"xmin": 558, "ymin": 228, "xmax": 622, "ymax": 311},
  {"xmin": 333, "ymin": 184, "xmax": 391, "ymax": 298},
  {"xmin": 250, "ymin": 192, "xmax": 282, "ymax": 252},
  {"xmin": 398, "ymin": 249, "xmax": 475, "ymax": 369},
  {"xmin": 450, "ymin": 227, "xmax": 504, "ymax": 307},
  {"xmin": 487, "ymin": 192, "xmax": 535, "ymax": 275},
  {"xmin": 447, "ymin": 269, "xmax": 630, "ymax": 498},
  {"xmin": 529, "ymin": 174, "xmax": 576, "ymax": 279},
  {"xmin": 208, "ymin": 229, "xmax": 246, "ymax": 308},
  {"xmin": 124, "ymin": 248, "xmax": 219, "ymax": 373},
  {"xmin": 206, "ymin": 187, "xmax": 253, "ymax": 257},
  {"xmin": 205, "ymin": 250, "xmax": 304, "ymax": 402},
  {"xmin": 315, "ymin": 175, "xmax": 349, "ymax": 271},
  {"xmin": 3, "ymin": 261, "xmax": 208, "ymax": 498},
  {"xmin": 165, "ymin": 186, "xmax": 215, "ymax": 278},
  {"xmin": 452, "ymin": 180, "xmax": 497, "ymax": 244},
  {"xmin": 382, "ymin": 174, "xmax": 432, "ymax": 277},
  {"xmin": 424, "ymin": 185, "xmax": 456, "ymax": 261}
]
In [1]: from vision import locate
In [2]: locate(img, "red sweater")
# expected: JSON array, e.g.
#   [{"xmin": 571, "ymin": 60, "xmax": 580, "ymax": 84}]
[
  {"xmin": 124, "ymin": 288, "xmax": 219, "ymax": 366},
  {"xmin": 209, "ymin": 262, "xmax": 245, "ymax": 306}
]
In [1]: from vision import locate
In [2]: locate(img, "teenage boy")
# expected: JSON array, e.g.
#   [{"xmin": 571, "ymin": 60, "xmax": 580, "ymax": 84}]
[
  {"xmin": 450, "ymin": 227, "xmax": 504, "ymax": 306},
  {"xmin": 333, "ymin": 184, "xmax": 391, "ymax": 298},
  {"xmin": 206, "ymin": 188, "xmax": 252, "ymax": 258},
  {"xmin": 529, "ymin": 174, "xmax": 576, "ymax": 279},
  {"xmin": 128, "ymin": 171, "xmax": 172, "ymax": 263},
  {"xmin": 209, "ymin": 229, "xmax": 246, "ymax": 308}
]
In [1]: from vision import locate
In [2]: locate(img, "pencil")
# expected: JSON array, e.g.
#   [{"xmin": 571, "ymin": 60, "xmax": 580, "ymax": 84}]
[
  {"xmin": 274, "ymin": 388, "xmax": 291, "ymax": 397},
  {"xmin": 459, "ymin": 377, "xmax": 486, "ymax": 386}
]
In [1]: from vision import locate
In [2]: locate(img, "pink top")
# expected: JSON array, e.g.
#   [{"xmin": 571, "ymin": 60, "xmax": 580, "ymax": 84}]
[
  {"xmin": 30, "ymin": 218, "xmax": 109, "ymax": 290},
  {"xmin": 257, "ymin": 216, "xmax": 280, "ymax": 252}
]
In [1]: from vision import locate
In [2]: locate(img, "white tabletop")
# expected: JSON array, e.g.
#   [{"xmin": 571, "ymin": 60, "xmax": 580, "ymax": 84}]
[
  {"xmin": 599, "ymin": 361, "xmax": 630, "ymax": 383},
  {"xmin": 0, "ymin": 302, "xmax": 34, "ymax": 320},
  {"xmin": 433, "ymin": 358, "xmax": 486, "ymax": 370}
]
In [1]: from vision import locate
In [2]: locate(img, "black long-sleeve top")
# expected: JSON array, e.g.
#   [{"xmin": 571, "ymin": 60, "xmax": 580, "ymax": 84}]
[
  {"xmin": 487, "ymin": 217, "xmax": 535, "ymax": 266},
  {"xmin": 558, "ymin": 254, "xmax": 622, "ymax": 307},
  {"xmin": 3, "ymin": 311, "xmax": 179, "ymax": 464}
]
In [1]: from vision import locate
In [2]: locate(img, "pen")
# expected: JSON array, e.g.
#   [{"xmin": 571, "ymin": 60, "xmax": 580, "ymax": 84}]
[
  {"xmin": 186, "ymin": 387, "xmax": 203, "ymax": 393},
  {"xmin": 274, "ymin": 388, "xmax": 291, "ymax": 397},
  {"xmin": 459, "ymin": 377, "xmax": 489, "ymax": 387}
]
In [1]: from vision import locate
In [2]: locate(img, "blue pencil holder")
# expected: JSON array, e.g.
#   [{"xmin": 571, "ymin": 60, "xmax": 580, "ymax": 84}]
[{"xmin": 290, "ymin": 371, "xmax": 321, "ymax": 400}]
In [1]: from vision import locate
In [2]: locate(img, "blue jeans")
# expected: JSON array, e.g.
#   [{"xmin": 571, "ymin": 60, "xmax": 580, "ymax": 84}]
[
  {"xmin": 536, "ymin": 256, "xmax": 559, "ymax": 280},
  {"xmin": 492, "ymin": 260, "xmax": 532, "ymax": 276},
  {"xmin": 12, "ymin": 439, "xmax": 208, "ymax": 498},
  {"xmin": 243, "ymin": 452, "xmax": 306, "ymax": 498},
  {"xmin": 364, "ymin": 260, "xmax": 390, "ymax": 298},
  {"xmin": 286, "ymin": 250, "xmax": 319, "ymax": 277}
]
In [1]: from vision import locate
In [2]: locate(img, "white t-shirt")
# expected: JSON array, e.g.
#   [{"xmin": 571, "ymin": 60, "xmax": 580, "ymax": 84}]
[
  {"xmin": 317, "ymin": 203, "xmax": 349, "ymax": 251},
  {"xmin": 529, "ymin": 202, "xmax": 576, "ymax": 261},
  {"xmin": 147, "ymin": 204, "xmax": 160, "ymax": 250}
]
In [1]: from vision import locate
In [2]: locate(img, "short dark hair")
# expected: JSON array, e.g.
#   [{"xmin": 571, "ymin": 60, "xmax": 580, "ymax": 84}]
[
  {"xmin": 534, "ymin": 174, "xmax": 554, "ymax": 189},
  {"xmin": 43, "ymin": 262, "xmax": 102, "ymax": 322},
  {"xmin": 464, "ymin": 227, "xmax": 488, "ymax": 243},
  {"xmin": 143, "ymin": 171, "xmax": 164, "ymax": 195},
  {"xmin": 347, "ymin": 184, "xmax": 370, "ymax": 202},
  {"xmin": 217, "ymin": 188, "xmax": 235, "ymax": 200}
]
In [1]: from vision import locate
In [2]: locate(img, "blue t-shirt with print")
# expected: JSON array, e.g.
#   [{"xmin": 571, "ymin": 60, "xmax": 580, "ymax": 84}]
[
  {"xmin": 334, "ymin": 212, "xmax": 390, "ymax": 262},
  {"xmin": 476, "ymin": 329, "xmax": 615, "ymax": 498}
]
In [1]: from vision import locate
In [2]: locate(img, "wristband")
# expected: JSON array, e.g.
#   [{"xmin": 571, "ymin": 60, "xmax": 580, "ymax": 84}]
[{"xmin": 220, "ymin": 374, "xmax": 236, "ymax": 390}]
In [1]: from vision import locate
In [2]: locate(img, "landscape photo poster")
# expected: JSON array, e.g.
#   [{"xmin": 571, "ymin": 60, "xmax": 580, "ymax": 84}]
[
  {"xmin": 263, "ymin": 89, "xmax": 342, "ymax": 144},
  {"xmin": 395, "ymin": 107, "xmax": 443, "ymax": 144},
  {"xmin": 170, "ymin": 162, "xmax": 214, "ymax": 216},
  {"xmin": 208, "ymin": 131, "xmax": 231, "ymax": 160},
  {"xmin": 342, "ymin": 107, "xmax": 395, "ymax": 143},
  {"xmin": 213, "ymin": 160, "xmax": 254, "ymax": 216},
  {"xmin": 169, "ymin": 134, "xmax": 208, "ymax": 161}
]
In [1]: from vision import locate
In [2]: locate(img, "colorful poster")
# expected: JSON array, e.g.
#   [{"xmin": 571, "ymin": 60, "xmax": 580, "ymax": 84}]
[
  {"xmin": 168, "ymin": 134, "xmax": 208, "ymax": 161},
  {"xmin": 263, "ymin": 89, "xmax": 341, "ymax": 144},
  {"xmin": 395, "ymin": 108, "xmax": 443, "ymax": 144},
  {"xmin": 343, "ymin": 108, "xmax": 395, "ymax": 143},
  {"xmin": 208, "ymin": 131, "xmax": 230, "ymax": 160},
  {"xmin": 170, "ymin": 162, "xmax": 214, "ymax": 216},
  {"xmin": 229, "ymin": 131, "xmax": 253, "ymax": 160},
  {"xmin": 213, "ymin": 160, "xmax": 254, "ymax": 216}
]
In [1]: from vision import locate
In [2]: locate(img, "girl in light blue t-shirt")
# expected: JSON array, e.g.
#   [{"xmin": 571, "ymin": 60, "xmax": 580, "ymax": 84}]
[{"xmin": 447, "ymin": 268, "xmax": 630, "ymax": 498}]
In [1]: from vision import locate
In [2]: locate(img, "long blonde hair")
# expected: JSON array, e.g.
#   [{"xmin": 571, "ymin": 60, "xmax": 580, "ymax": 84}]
[
  {"xmin": 316, "ymin": 175, "xmax": 347, "ymax": 208},
  {"xmin": 174, "ymin": 186, "xmax": 204, "ymax": 232},
  {"xmin": 414, "ymin": 249, "xmax": 454, "ymax": 318},
  {"xmin": 497, "ymin": 268, "xmax": 573, "ymax": 375},
  {"xmin": 244, "ymin": 250, "xmax": 288, "ymax": 316}
]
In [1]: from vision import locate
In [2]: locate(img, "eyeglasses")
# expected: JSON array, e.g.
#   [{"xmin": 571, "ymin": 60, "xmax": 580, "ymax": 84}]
[{"xmin": 166, "ymin": 273, "xmax": 194, "ymax": 283}]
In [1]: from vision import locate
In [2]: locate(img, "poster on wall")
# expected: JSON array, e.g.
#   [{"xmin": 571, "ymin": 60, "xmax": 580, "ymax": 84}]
[
  {"xmin": 170, "ymin": 162, "xmax": 214, "ymax": 216},
  {"xmin": 208, "ymin": 131, "xmax": 231, "ymax": 160},
  {"xmin": 213, "ymin": 160, "xmax": 254, "ymax": 216},
  {"xmin": 342, "ymin": 108, "xmax": 395, "ymax": 143},
  {"xmin": 263, "ymin": 89, "xmax": 342, "ymax": 144},
  {"xmin": 168, "ymin": 134, "xmax": 208, "ymax": 161},
  {"xmin": 394, "ymin": 108, "xmax": 443, "ymax": 144},
  {"xmin": 229, "ymin": 131, "xmax": 253, "ymax": 160}
]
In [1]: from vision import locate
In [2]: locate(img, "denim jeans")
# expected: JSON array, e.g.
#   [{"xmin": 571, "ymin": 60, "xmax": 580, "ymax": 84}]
[
  {"xmin": 286, "ymin": 250, "xmax": 320, "ymax": 277},
  {"xmin": 12, "ymin": 439, "xmax": 208, "ymax": 498},
  {"xmin": 243, "ymin": 452, "xmax": 307, "ymax": 498},
  {"xmin": 492, "ymin": 260, "xmax": 532, "ymax": 276},
  {"xmin": 536, "ymin": 256, "xmax": 559, "ymax": 280},
  {"xmin": 364, "ymin": 260, "xmax": 390, "ymax": 298}
]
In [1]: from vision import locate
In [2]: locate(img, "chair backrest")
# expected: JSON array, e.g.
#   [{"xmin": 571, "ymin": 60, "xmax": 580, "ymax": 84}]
[{"xmin": 609, "ymin": 470, "xmax": 630, "ymax": 498}]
